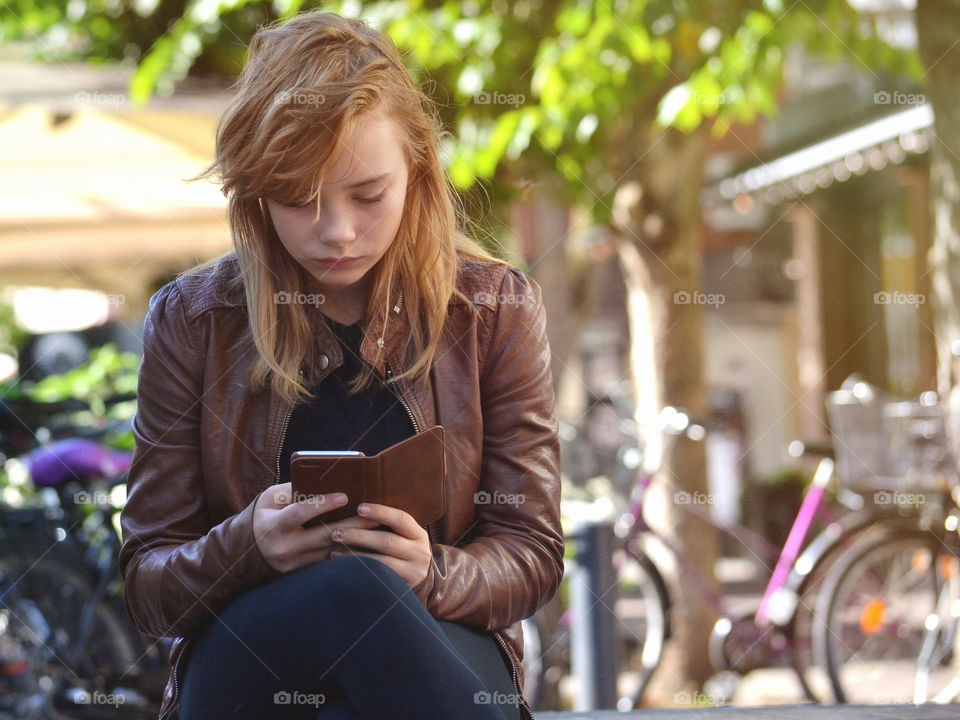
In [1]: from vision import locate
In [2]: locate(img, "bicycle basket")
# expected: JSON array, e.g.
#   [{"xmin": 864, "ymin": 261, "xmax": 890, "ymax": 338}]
[
  {"xmin": 826, "ymin": 382, "xmax": 953, "ymax": 492},
  {"xmin": 882, "ymin": 399, "xmax": 953, "ymax": 490}
]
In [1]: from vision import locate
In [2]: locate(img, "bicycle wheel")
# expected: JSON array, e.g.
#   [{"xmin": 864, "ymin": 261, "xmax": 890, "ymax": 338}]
[
  {"xmin": 786, "ymin": 515, "xmax": 914, "ymax": 702},
  {"xmin": 0, "ymin": 548, "xmax": 148, "ymax": 719},
  {"xmin": 615, "ymin": 547, "xmax": 670, "ymax": 710},
  {"xmin": 813, "ymin": 529, "xmax": 960, "ymax": 704}
]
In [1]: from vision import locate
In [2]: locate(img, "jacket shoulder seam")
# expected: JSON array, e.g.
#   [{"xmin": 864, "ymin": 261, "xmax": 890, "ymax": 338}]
[
  {"xmin": 154, "ymin": 280, "xmax": 202, "ymax": 354},
  {"xmin": 171, "ymin": 255, "xmax": 246, "ymax": 323},
  {"xmin": 477, "ymin": 265, "xmax": 527, "ymax": 379},
  {"xmin": 454, "ymin": 258, "xmax": 511, "ymax": 308}
]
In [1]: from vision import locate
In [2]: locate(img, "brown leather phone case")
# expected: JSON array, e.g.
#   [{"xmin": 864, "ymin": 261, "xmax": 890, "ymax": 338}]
[{"xmin": 290, "ymin": 425, "xmax": 445, "ymax": 529}]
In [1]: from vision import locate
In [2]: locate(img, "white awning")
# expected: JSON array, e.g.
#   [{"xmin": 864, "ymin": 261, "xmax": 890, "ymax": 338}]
[{"xmin": 707, "ymin": 103, "xmax": 933, "ymax": 207}]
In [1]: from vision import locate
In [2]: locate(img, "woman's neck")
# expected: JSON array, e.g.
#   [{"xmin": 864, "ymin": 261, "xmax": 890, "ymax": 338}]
[
  {"xmin": 306, "ymin": 275, "xmax": 370, "ymax": 326},
  {"xmin": 314, "ymin": 288, "xmax": 367, "ymax": 326},
  {"xmin": 322, "ymin": 306, "xmax": 364, "ymax": 325}
]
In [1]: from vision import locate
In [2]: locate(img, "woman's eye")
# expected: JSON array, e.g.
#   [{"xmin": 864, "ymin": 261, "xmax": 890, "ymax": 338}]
[
  {"xmin": 281, "ymin": 191, "xmax": 385, "ymax": 209},
  {"xmin": 356, "ymin": 191, "xmax": 386, "ymax": 204}
]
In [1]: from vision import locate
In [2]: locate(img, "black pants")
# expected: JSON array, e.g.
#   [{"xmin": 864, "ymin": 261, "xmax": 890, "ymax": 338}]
[{"xmin": 179, "ymin": 555, "xmax": 524, "ymax": 719}]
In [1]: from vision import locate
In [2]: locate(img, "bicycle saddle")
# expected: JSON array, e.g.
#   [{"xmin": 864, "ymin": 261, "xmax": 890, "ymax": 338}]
[{"xmin": 25, "ymin": 438, "xmax": 132, "ymax": 487}]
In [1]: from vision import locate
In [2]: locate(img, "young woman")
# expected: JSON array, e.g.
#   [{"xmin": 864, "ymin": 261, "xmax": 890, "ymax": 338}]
[{"xmin": 118, "ymin": 10, "xmax": 564, "ymax": 720}]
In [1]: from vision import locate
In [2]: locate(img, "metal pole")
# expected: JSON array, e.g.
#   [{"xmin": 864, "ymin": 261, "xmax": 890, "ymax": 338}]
[{"xmin": 569, "ymin": 519, "xmax": 620, "ymax": 710}]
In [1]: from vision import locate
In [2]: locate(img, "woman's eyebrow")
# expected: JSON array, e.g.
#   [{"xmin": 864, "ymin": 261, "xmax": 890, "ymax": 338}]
[{"xmin": 345, "ymin": 172, "xmax": 391, "ymax": 189}]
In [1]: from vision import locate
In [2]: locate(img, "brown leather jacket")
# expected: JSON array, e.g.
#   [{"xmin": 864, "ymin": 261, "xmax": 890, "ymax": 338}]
[{"xmin": 118, "ymin": 252, "xmax": 564, "ymax": 720}]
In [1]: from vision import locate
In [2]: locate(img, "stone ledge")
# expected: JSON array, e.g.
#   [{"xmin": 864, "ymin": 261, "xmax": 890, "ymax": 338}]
[{"xmin": 535, "ymin": 705, "xmax": 960, "ymax": 719}]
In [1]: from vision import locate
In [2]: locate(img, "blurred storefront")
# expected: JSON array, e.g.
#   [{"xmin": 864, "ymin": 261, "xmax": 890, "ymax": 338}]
[{"xmin": 698, "ymin": 1, "xmax": 928, "ymax": 488}]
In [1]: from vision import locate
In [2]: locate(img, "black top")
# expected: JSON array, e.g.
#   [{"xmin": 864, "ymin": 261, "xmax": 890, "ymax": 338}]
[{"xmin": 277, "ymin": 316, "xmax": 416, "ymax": 485}]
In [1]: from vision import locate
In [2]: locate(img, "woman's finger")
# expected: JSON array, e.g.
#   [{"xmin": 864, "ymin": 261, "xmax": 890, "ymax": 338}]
[
  {"xmin": 277, "ymin": 491, "xmax": 348, "ymax": 532},
  {"xmin": 288, "ymin": 516, "xmax": 380, "ymax": 555},
  {"xmin": 331, "ymin": 526, "xmax": 408, "ymax": 557},
  {"xmin": 290, "ymin": 544, "xmax": 343, "ymax": 570},
  {"xmin": 257, "ymin": 482, "xmax": 294, "ymax": 510},
  {"xmin": 354, "ymin": 503, "xmax": 423, "ymax": 539}
]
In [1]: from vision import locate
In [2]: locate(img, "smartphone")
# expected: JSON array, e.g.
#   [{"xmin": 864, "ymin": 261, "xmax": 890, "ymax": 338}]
[
  {"xmin": 290, "ymin": 451, "xmax": 396, "ymax": 535},
  {"xmin": 289, "ymin": 426, "xmax": 445, "ymax": 531},
  {"xmin": 290, "ymin": 451, "xmax": 366, "ymax": 527}
]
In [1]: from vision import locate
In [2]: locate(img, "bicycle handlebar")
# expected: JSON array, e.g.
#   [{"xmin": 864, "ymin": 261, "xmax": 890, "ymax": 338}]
[{"xmin": 0, "ymin": 393, "xmax": 137, "ymax": 432}]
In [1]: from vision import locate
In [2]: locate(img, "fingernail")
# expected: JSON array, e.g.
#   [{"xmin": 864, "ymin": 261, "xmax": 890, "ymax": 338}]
[
  {"xmin": 357, "ymin": 504, "xmax": 369, "ymax": 514},
  {"xmin": 335, "ymin": 493, "xmax": 347, "ymax": 503}
]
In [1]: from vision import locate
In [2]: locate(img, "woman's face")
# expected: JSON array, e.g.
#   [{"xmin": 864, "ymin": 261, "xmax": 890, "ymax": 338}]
[{"xmin": 265, "ymin": 110, "xmax": 410, "ymax": 308}]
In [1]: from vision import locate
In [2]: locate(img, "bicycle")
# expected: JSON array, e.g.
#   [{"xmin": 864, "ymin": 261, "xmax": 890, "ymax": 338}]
[
  {"xmin": 0, "ymin": 395, "xmax": 169, "ymax": 719},
  {"xmin": 811, "ymin": 385, "xmax": 960, "ymax": 705},
  {"xmin": 524, "ymin": 379, "xmax": 929, "ymax": 711}
]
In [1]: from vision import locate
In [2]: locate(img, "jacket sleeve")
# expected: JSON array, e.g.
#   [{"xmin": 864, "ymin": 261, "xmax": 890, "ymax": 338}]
[
  {"xmin": 118, "ymin": 281, "xmax": 284, "ymax": 639},
  {"xmin": 411, "ymin": 266, "xmax": 565, "ymax": 630}
]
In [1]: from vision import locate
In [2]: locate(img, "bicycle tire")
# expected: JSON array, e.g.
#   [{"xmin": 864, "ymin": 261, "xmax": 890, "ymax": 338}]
[
  {"xmin": 0, "ymin": 545, "xmax": 151, "ymax": 718},
  {"xmin": 784, "ymin": 512, "xmax": 918, "ymax": 703},
  {"xmin": 617, "ymin": 548, "xmax": 670, "ymax": 710},
  {"xmin": 813, "ymin": 529, "xmax": 958, "ymax": 704}
]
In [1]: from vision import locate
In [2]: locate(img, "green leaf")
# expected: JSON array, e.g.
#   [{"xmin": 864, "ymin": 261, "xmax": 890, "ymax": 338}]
[
  {"xmin": 556, "ymin": 4, "xmax": 591, "ymax": 36},
  {"xmin": 477, "ymin": 111, "xmax": 522, "ymax": 177}
]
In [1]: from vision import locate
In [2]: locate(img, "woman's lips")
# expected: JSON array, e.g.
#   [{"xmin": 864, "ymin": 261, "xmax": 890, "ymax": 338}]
[{"xmin": 314, "ymin": 257, "xmax": 360, "ymax": 269}]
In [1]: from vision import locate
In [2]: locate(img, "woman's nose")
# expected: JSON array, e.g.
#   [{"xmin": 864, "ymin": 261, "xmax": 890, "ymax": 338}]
[{"xmin": 315, "ymin": 211, "xmax": 355, "ymax": 247}]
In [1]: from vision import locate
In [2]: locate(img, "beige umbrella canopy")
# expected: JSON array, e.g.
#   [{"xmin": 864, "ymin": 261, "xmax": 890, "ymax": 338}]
[{"xmin": 0, "ymin": 61, "xmax": 235, "ymax": 319}]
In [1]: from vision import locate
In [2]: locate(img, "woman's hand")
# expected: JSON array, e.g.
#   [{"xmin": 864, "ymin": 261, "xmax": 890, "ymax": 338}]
[
  {"xmin": 328, "ymin": 503, "xmax": 432, "ymax": 590},
  {"xmin": 252, "ymin": 482, "xmax": 381, "ymax": 574}
]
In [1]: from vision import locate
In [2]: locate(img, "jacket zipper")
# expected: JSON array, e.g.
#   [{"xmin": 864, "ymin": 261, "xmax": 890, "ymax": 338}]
[
  {"xmin": 158, "ymin": 636, "xmax": 190, "ymax": 720},
  {"xmin": 384, "ymin": 362, "xmax": 420, "ymax": 434},
  {"xmin": 274, "ymin": 370, "xmax": 305, "ymax": 482},
  {"xmin": 275, "ymin": 402, "xmax": 294, "ymax": 483},
  {"xmin": 492, "ymin": 629, "xmax": 535, "ymax": 719}
]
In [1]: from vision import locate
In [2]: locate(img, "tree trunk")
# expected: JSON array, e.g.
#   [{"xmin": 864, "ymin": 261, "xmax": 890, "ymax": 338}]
[
  {"xmin": 613, "ymin": 123, "xmax": 720, "ymax": 703},
  {"xmin": 916, "ymin": 0, "xmax": 960, "ymax": 462},
  {"xmin": 512, "ymin": 179, "xmax": 575, "ymax": 399}
]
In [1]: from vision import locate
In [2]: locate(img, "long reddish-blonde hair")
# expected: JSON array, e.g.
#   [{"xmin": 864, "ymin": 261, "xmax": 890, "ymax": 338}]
[{"xmin": 185, "ymin": 10, "xmax": 505, "ymax": 402}]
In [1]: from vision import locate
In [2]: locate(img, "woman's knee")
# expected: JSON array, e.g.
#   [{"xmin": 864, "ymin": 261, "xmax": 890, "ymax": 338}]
[
  {"xmin": 293, "ymin": 555, "xmax": 410, "ymax": 597},
  {"xmin": 212, "ymin": 555, "xmax": 413, "ymax": 640}
]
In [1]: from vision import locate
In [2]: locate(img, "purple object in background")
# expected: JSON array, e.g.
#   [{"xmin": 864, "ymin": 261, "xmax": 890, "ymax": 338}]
[{"xmin": 25, "ymin": 438, "xmax": 133, "ymax": 487}]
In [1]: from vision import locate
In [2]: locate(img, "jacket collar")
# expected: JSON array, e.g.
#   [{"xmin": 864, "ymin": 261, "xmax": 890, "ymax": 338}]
[
  {"xmin": 210, "ymin": 253, "xmax": 411, "ymax": 375},
  {"xmin": 306, "ymin": 286, "xmax": 406, "ymax": 377}
]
